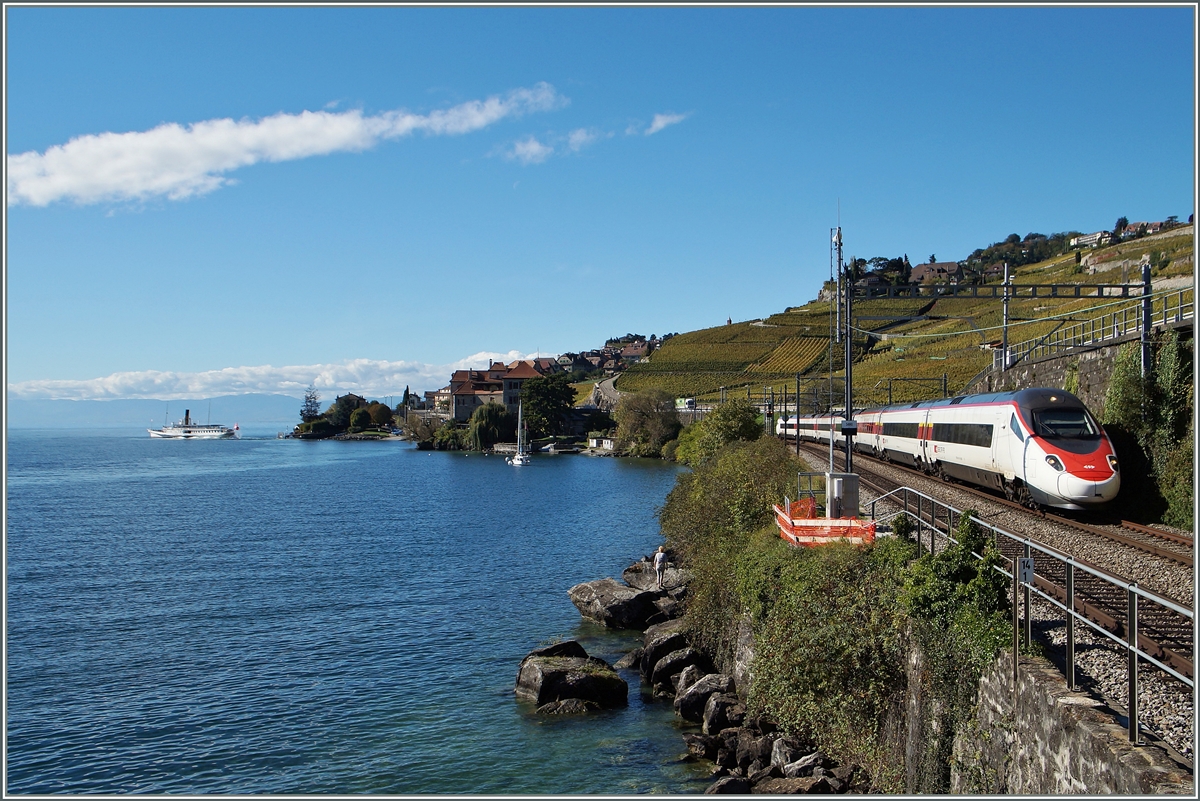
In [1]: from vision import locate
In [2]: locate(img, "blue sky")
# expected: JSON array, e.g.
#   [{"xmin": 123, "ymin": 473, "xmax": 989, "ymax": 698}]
[{"xmin": 5, "ymin": 5, "xmax": 1195, "ymax": 401}]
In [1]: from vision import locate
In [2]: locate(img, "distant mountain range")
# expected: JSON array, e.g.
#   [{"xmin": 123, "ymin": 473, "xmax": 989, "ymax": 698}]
[{"xmin": 6, "ymin": 394, "xmax": 304, "ymax": 428}]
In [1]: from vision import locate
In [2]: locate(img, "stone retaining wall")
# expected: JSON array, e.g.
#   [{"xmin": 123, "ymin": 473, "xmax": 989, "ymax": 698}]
[
  {"xmin": 950, "ymin": 650, "xmax": 1193, "ymax": 794},
  {"xmin": 975, "ymin": 341, "xmax": 1127, "ymax": 415}
]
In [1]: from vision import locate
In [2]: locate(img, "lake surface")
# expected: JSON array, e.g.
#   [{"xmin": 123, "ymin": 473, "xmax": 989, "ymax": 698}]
[{"xmin": 5, "ymin": 429, "xmax": 712, "ymax": 794}]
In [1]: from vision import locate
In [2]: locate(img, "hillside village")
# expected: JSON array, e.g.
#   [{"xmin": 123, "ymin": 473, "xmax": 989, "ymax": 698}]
[{"xmin": 414, "ymin": 332, "xmax": 674, "ymax": 419}]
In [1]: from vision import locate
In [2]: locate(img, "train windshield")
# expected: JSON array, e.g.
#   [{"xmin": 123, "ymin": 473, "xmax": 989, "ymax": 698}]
[{"xmin": 1031, "ymin": 408, "xmax": 1099, "ymax": 439}]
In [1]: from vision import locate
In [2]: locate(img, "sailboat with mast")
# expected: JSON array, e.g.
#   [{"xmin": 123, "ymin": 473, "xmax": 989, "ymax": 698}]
[{"xmin": 506, "ymin": 401, "xmax": 532, "ymax": 466}]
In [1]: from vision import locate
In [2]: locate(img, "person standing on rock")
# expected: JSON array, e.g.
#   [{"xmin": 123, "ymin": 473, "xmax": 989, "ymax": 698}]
[{"xmin": 653, "ymin": 546, "xmax": 668, "ymax": 588}]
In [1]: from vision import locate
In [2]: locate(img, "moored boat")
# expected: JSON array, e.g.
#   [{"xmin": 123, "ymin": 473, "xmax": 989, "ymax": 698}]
[{"xmin": 507, "ymin": 402, "xmax": 532, "ymax": 465}]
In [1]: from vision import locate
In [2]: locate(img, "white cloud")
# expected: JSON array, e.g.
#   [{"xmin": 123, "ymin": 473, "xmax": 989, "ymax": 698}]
[
  {"xmin": 7, "ymin": 83, "xmax": 566, "ymax": 207},
  {"xmin": 567, "ymin": 128, "xmax": 599, "ymax": 152},
  {"xmin": 6, "ymin": 353, "xmax": 551, "ymax": 401},
  {"xmin": 507, "ymin": 135, "xmax": 554, "ymax": 165},
  {"xmin": 645, "ymin": 112, "xmax": 689, "ymax": 135}
]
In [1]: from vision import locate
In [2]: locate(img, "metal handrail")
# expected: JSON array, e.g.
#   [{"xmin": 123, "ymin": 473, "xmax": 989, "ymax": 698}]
[
  {"xmin": 869, "ymin": 485, "xmax": 1193, "ymax": 744},
  {"xmin": 998, "ymin": 287, "xmax": 1194, "ymax": 369}
]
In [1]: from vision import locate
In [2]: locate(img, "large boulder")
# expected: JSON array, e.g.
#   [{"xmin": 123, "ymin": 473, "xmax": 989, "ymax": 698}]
[
  {"xmin": 568, "ymin": 578, "xmax": 659, "ymax": 629},
  {"xmin": 770, "ymin": 736, "xmax": 810, "ymax": 769},
  {"xmin": 613, "ymin": 648, "xmax": 642, "ymax": 670},
  {"xmin": 675, "ymin": 664, "xmax": 705, "ymax": 697},
  {"xmin": 781, "ymin": 751, "xmax": 830, "ymax": 779},
  {"xmin": 674, "ymin": 673, "xmax": 736, "ymax": 722},
  {"xmin": 736, "ymin": 732, "xmax": 778, "ymax": 773},
  {"xmin": 751, "ymin": 776, "xmax": 832, "ymax": 794},
  {"xmin": 650, "ymin": 647, "xmax": 705, "ymax": 692},
  {"xmin": 640, "ymin": 619, "xmax": 689, "ymax": 682},
  {"xmin": 704, "ymin": 776, "xmax": 752, "ymax": 794},
  {"xmin": 515, "ymin": 641, "xmax": 628, "ymax": 708},
  {"xmin": 703, "ymin": 693, "xmax": 746, "ymax": 734},
  {"xmin": 684, "ymin": 733, "xmax": 721, "ymax": 761}
]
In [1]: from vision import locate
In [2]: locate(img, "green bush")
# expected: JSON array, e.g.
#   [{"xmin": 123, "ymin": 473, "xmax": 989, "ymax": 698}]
[
  {"xmin": 673, "ymin": 398, "xmax": 763, "ymax": 467},
  {"xmin": 658, "ymin": 436, "xmax": 804, "ymax": 660}
]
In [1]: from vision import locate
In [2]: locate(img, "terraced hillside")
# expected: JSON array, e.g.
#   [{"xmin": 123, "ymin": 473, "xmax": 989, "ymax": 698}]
[{"xmin": 617, "ymin": 225, "xmax": 1194, "ymax": 407}]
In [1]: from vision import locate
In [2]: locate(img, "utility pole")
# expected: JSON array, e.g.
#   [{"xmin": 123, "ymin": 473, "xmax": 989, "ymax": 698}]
[
  {"xmin": 1141, "ymin": 259, "xmax": 1153, "ymax": 379},
  {"xmin": 844, "ymin": 250, "xmax": 854, "ymax": 474},
  {"xmin": 833, "ymin": 227, "xmax": 842, "ymax": 344},
  {"xmin": 795, "ymin": 372, "xmax": 801, "ymax": 456},
  {"xmin": 1001, "ymin": 262, "xmax": 1011, "ymax": 371}
]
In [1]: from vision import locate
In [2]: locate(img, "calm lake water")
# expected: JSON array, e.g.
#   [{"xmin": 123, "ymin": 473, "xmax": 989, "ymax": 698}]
[{"xmin": 5, "ymin": 428, "xmax": 712, "ymax": 794}]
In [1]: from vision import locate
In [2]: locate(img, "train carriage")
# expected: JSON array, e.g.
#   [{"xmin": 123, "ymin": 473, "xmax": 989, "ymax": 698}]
[{"xmin": 777, "ymin": 388, "xmax": 1119, "ymax": 510}]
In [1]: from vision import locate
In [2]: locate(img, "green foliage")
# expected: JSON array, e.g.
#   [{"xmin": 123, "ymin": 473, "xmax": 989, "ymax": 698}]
[
  {"xmin": 368, "ymin": 402, "xmax": 393, "ymax": 428},
  {"xmin": 900, "ymin": 511, "xmax": 1009, "ymax": 792},
  {"xmin": 402, "ymin": 414, "xmax": 439, "ymax": 445},
  {"xmin": 674, "ymin": 398, "xmax": 763, "ymax": 466},
  {"xmin": 520, "ymin": 373, "xmax": 576, "ymax": 438},
  {"xmin": 1062, "ymin": 359, "xmax": 1079, "ymax": 395},
  {"xmin": 662, "ymin": 443, "xmax": 1012, "ymax": 792},
  {"xmin": 349, "ymin": 407, "xmax": 372, "ymax": 432},
  {"xmin": 749, "ymin": 537, "xmax": 917, "ymax": 782},
  {"xmin": 300, "ymin": 384, "xmax": 322, "ymax": 423},
  {"xmin": 1101, "ymin": 341, "xmax": 1149, "ymax": 432},
  {"xmin": 324, "ymin": 394, "xmax": 365, "ymax": 431},
  {"xmin": 1160, "ymin": 431, "xmax": 1194, "ymax": 529},
  {"xmin": 468, "ymin": 402, "xmax": 515, "ymax": 451},
  {"xmin": 659, "ymin": 437, "xmax": 804, "ymax": 659},
  {"xmin": 433, "ymin": 420, "xmax": 467, "ymax": 450},
  {"xmin": 1102, "ymin": 334, "xmax": 1194, "ymax": 525},
  {"xmin": 295, "ymin": 418, "xmax": 335, "ymax": 438},
  {"xmin": 613, "ymin": 389, "xmax": 682, "ymax": 457}
]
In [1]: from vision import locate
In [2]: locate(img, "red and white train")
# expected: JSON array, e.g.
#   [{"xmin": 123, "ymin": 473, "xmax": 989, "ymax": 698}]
[{"xmin": 776, "ymin": 388, "xmax": 1120, "ymax": 510}]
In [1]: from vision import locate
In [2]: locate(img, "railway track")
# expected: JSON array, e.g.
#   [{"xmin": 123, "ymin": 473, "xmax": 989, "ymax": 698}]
[
  {"xmin": 793, "ymin": 441, "xmax": 1195, "ymax": 681},
  {"xmin": 800, "ymin": 442, "xmax": 1194, "ymax": 567}
]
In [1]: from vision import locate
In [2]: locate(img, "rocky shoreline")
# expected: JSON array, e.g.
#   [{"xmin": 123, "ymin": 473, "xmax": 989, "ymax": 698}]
[{"xmin": 514, "ymin": 551, "xmax": 880, "ymax": 794}]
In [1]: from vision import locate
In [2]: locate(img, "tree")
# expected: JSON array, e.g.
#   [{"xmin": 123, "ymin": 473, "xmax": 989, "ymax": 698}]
[
  {"xmin": 402, "ymin": 413, "xmax": 438, "ymax": 445},
  {"xmin": 519, "ymin": 373, "xmax": 576, "ymax": 438},
  {"xmin": 349, "ymin": 408, "xmax": 372, "ymax": 432},
  {"xmin": 368, "ymin": 402, "xmax": 394, "ymax": 428},
  {"xmin": 674, "ymin": 398, "xmax": 763, "ymax": 467},
  {"xmin": 300, "ymin": 384, "xmax": 322, "ymax": 423},
  {"xmin": 614, "ymin": 389, "xmax": 682, "ymax": 457},
  {"xmin": 402, "ymin": 385, "xmax": 411, "ymax": 407},
  {"xmin": 1114, "ymin": 216, "xmax": 1129, "ymax": 236},
  {"xmin": 468, "ymin": 402, "xmax": 515, "ymax": 450}
]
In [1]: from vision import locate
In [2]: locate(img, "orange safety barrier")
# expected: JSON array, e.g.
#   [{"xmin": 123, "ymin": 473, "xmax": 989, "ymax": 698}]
[
  {"xmin": 788, "ymin": 497, "xmax": 818, "ymax": 520},
  {"xmin": 773, "ymin": 503, "xmax": 876, "ymax": 548}
]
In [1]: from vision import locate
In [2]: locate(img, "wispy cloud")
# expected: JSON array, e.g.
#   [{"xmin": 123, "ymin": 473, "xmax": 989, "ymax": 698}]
[
  {"xmin": 502, "ymin": 126, "xmax": 607, "ymax": 165},
  {"xmin": 508, "ymin": 135, "xmax": 554, "ymax": 165},
  {"xmin": 645, "ymin": 112, "xmax": 688, "ymax": 135},
  {"xmin": 7, "ymin": 83, "xmax": 566, "ymax": 207},
  {"xmin": 567, "ymin": 128, "xmax": 600, "ymax": 152},
  {"xmin": 6, "ymin": 352, "xmax": 550, "ymax": 401}
]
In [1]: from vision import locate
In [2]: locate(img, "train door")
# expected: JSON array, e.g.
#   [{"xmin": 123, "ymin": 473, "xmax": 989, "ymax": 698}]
[{"xmin": 1002, "ymin": 408, "xmax": 1030, "ymax": 487}]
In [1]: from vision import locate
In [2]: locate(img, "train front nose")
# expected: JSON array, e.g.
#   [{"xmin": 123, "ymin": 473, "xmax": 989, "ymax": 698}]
[{"xmin": 1058, "ymin": 471, "xmax": 1120, "ymax": 505}]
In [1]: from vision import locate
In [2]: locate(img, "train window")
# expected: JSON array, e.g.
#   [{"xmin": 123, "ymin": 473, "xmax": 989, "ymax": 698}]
[
  {"xmin": 1032, "ymin": 408, "xmax": 1099, "ymax": 439},
  {"xmin": 882, "ymin": 422, "xmax": 920, "ymax": 439},
  {"xmin": 930, "ymin": 422, "xmax": 994, "ymax": 448},
  {"xmin": 1010, "ymin": 413, "xmax": 1024, "ymax": 442}
]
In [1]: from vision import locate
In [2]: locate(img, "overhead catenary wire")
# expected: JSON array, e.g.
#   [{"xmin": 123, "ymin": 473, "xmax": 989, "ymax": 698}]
[{"xmin": 847, "ymin": 286, "xmax": 1191, "ymax": 340}]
